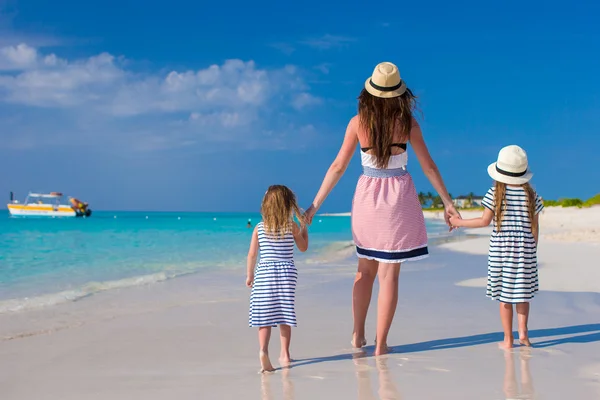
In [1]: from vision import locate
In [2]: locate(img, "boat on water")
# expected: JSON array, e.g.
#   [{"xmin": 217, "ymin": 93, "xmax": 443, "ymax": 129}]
[{"xmin": 7, "ymin": 192, "xmax": 92, "ymax": 218}]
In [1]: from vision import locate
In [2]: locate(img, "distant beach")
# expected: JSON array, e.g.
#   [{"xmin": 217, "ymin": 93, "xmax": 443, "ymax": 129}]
[{"xmin": 1, "ymin": 207, "xmax": 599, "ymax": 398}]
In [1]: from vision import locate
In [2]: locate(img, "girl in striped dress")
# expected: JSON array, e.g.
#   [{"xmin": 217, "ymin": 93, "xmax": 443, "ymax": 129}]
[
  {"xmin": 246, "ymin": 185, "xmax": 308, "ymax": 372},
  {"xmin": 450, "ymin": 145, "xmax": 544, "ymax": 349}
]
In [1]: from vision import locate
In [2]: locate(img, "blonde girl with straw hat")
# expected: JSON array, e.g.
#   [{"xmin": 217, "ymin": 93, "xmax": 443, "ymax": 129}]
[{"xmin": 450, "ymin": 145, "xmax": 544, "ymax": 349}]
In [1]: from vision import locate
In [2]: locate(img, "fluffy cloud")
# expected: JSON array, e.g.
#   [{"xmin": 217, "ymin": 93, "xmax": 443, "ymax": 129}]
[{"xmin": 0, "ymin": 43, "xmax": 322, "ymax": 151}]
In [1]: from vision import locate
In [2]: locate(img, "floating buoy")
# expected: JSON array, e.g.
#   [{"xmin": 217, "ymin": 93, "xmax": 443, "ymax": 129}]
[
  {"xmin": 146, "ymin": 216, "xmax": 149, "ymax": 219},
  {"xmin": 213, "ymin": 217, "xmax": 217, "ymax": 221},
  {"xmin": 178, "ymin": 217, "xmax": 181, "ymax": 220},
  {"xmin": 114, "ymin": 216, "xmax": 117, "ymax": 219},
  {"xmin": 319, "ymin": 219, "xmax": 322, "ymax": 223}
]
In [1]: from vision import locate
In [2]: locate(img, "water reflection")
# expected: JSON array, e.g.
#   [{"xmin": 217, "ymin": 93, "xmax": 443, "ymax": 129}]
[
  {"xmin": 260, "ymin": 367, "xmax": 294, "ymax": 400},
  {"xmin": 354, "ymin": 352, "xmax": 403, "ymax": 400},
  {"xmin": 503, "ymin": 348, "xmax": 535, "ymax": 399}
]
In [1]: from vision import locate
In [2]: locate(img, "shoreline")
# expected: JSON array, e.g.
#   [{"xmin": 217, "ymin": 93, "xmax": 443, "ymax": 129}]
[{"xmin": 1, "ymin": 209, "xmax": 598, "ymax": 398}]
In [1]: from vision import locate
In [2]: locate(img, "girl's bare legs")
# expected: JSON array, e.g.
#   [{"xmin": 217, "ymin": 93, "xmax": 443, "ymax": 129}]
[
  {"xmin": 279, "ymin": 324, "xmax": 292, "ymax": 367},
  {"xmin": 352, "ymin": 258, "xmax": 378, "ymax": 348},
  {"xmin": 259, "ymin": 327, "xmax": 275, "ymax": 372},
  {"xmin": 375, "ymin": 262, "xmax": 401, "ymax": 356},
  {"xmin": 516, "ymin": 302, "xmax": 532, "ymax": 346},
  {"xmin": 499, "ymin": 302, "xmax": 514, "ymax": 349}
]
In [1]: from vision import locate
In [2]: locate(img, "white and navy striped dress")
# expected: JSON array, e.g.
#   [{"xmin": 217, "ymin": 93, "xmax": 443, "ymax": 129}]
[
  {"xmin": 482, "ymin": 186, "xmax": 544, "ymax": 303},
  {"xmin": 249, "ymin": 222, "xmax": 298, "ymax": 327}
]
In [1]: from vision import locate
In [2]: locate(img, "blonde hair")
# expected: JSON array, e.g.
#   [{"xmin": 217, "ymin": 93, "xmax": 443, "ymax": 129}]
[
  {"xmin": 494, "ymin": 181, "xmax": 538, "ymax": 238},
  {"xmin": 261, "ymin": 185, "xmax": 305, "ymax": 237}
]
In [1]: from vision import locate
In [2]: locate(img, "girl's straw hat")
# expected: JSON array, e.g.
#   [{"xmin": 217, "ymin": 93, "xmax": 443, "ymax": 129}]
[
  {"xmin": 488, "ymin": 145, "xmax": 533, "ymax": 185},
  {"xmin": 364, "ymin": 62, "xmax": 407, "ymax": 98}
]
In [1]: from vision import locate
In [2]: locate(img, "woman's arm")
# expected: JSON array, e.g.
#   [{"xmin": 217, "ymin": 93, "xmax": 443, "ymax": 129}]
[
  {"xmin": 410, "ymin": 120, "xmax": 461, "ymax": 228},
  {"xmin": 449, "ymin": 208, "xmax": 494, "ymax": 228},
  {"xmin": 292, "ymin": 223, "xmax": 309, "ymax": 252},
  {"xmin": 305, "ymin": 117, "xmax": 358, "ymax": 223},
  {"xmin": 246, "ymin": 226, "xmax": 259, "ymax": 287}
]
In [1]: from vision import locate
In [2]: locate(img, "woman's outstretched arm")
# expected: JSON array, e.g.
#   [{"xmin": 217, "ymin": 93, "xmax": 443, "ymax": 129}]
[
  {"xmin": 410, "ymin": 119, "xmax": 460, "ymax": 229},
  {"xmin": 305, "ymin": 117, "xmax": 358, "ymax": 223}
]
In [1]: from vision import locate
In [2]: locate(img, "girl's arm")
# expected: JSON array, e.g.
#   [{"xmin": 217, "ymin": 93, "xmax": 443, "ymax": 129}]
[
  {"xmin": 292, "ymin": 223, "xmax": 309, "ymax": 252},
  {"xmin": 305, "ymin": 117, "xmax": 358, "ymax": 223},
  {"xmin": 246, "ymin": 226, "xmax": 259, "ymax": 287},
  {"xmin": 449, "ymin": 208, "xmax": 494, "ymax": 228},
  {"xmin": 410, "ymin": 120, "xmax": 461, "ymax": 230},
  {"xmin": 533, "ymin": 214, "xmax": 540, "ymax": 244}
]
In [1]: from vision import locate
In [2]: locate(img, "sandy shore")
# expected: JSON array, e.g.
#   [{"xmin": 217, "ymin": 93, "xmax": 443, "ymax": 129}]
[{"xmin": 0, "ymin": 208, "xmax": 599, "ymax": 399}]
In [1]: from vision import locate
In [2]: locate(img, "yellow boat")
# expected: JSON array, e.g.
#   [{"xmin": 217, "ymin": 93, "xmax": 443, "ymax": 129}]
[{"xmin": 7, "ymin": 192, "xmax": 92, "ymax": 218}]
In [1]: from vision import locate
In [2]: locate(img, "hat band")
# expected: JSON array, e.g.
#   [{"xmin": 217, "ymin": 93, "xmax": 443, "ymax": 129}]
[
  {"xmin": 496, "ymin": 165, "xmax": 527, "ymax": 177},
  {"xmin": 369, "ymin": 79, "xmax": 403, "ymax": 92}
]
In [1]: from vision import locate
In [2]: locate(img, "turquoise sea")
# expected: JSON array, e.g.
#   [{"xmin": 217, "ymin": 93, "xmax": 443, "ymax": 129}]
[{"xmin": 0, "ymin": 211, "xmax": 447, "ymax": 312}]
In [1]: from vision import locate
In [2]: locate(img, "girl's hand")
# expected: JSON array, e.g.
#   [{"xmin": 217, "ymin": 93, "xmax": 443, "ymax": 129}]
[
  {"xmin": 449, "ymin": 215, "xmax": 462, "ymax": 227},
  {"xmin": 444, "ymin": 204, "xmax": 461, "ymax": 231},
  {"xmin": 304, "ymin": 205, "xmax": 318, "ymax": 225},
  {"xmin": 246, "ymin": 275, "xmax": 254, "ymax": 288}
]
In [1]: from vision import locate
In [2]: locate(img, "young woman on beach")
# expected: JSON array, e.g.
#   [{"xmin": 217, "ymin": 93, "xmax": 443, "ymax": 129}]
[
  {"xmin": 450, "ymin": 145, "xmax": 543, "ymax": 349},
  {"xmin": 246, "ymin": 185, "xmax": 309, "ymax": 372},
  {"xmin": 304, "ymin": 62, "xmax": 459, "ymax": 355}
]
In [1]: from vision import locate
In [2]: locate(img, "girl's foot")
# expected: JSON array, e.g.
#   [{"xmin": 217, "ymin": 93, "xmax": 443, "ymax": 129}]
[
  {"xmin": 260, "ymin": 351, "xmax": 275, "ymax": 373},
  {"xmin": 498, "ymin": 335, "xmax": 514, "ymax": 350},
  {"xmin": 519, "ymin": 338, "xmax": 532, "ymax": 347},
  {"xmin": 279, "ymin": 354, "xmax": 292, "ymax": 368}
]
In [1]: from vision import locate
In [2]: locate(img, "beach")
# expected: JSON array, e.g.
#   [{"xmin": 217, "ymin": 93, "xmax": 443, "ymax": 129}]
[{"xmin": 1, "ymin": 207, "xmax": 599, "ymax": 399}]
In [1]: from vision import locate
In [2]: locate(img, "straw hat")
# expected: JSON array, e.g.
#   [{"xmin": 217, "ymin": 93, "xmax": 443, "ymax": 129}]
[
  {"xmin": 364, "ymin": 62, "xmax": 407, "ymax": 98},
  {"xmin": 487, "ymin": 145, "xmax": 533, "ymax": 185}
]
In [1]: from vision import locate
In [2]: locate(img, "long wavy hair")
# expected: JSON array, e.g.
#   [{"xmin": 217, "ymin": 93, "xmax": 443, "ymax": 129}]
[
  {"xmin": 260, "ymin": 185, "xmax": 305, "ymax": 238},
  {"xmin": 357, "ymin": 87, "xmax": 418, "ymax": 169},
  {"xmin": 494, "ymin": 181, "xmax": 538, "ymax": 238}
]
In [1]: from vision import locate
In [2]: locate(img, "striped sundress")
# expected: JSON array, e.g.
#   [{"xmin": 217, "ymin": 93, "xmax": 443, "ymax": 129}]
[
  {"xmin": 351, "ymin": 148, "xmax": 429, "ymax": 263},
  {"xmin": 482, "ymin": 186, "xmax": 544, "ymax": 303},
  {"xmin": 248, "ymin": 222, "xmax": 298, "ymax": 327}
]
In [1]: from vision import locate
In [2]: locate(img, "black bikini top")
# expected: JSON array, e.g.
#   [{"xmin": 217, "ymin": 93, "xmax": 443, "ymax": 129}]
[{"xmin": 360, "ymin": 143, "xmax": 407, "ymax": 152}]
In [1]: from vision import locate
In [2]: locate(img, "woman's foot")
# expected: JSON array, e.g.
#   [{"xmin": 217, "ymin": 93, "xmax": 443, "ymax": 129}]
[
  {"xmin": 260, "ymin": 351, "xmax": 275, "ymax": 373},
  {"xmin": 498, "ymin": 335, "xmax": 514, "ymax": 350},
  {"xmin": 352, "ymin": 333, "xmax": 367, "ymax": 348}
]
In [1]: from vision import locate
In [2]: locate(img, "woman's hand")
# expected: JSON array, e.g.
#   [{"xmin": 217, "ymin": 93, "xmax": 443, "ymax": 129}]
[
  {"xmin": 444, "ymin": 204, "xmax": 461, "ymax": 231},
  {"xmin": 304, "ymin": 204, "xmax": 318, "ymax": 225}
]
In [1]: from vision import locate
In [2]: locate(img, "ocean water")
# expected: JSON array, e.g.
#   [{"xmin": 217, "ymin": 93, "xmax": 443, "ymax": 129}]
[{"xmin": 0, "ymin": 211, "xmax": 448, "ymax": 312}]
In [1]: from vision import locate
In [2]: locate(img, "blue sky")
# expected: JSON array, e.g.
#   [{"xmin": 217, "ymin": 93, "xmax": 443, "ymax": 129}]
[{"xmin": 0, "ymin": 0, "xmax": 598, "ymax": 211}]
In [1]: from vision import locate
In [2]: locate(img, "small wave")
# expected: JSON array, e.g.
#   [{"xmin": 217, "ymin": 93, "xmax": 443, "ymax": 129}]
[{"xmin": 0, "ymin": 271, "xmax": 189, "ymax": 314}]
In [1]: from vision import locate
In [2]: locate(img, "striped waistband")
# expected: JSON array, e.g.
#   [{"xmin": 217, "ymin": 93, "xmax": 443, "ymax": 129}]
[{"xmin": 362, "ymin": 166, "xmax": 408, "ymax": 178}]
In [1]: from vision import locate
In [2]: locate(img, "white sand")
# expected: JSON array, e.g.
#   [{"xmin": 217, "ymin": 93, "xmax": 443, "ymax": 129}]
[{"xmin": 0, "ymin": 207, "xmax": 599, "ymax": 399}]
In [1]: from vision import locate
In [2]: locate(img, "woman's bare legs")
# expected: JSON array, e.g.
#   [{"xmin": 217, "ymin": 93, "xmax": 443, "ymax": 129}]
[
  {"xmin": 499, "ymin": 302, "xmax": 514, "ymax": 349},
  {"xmin": 375, "ymin": 262, "xmax": 401, "ymax": 356},
  {"xmin": 259, "ymin": 327, "xmax": 275, "ymax": 372},
  {"xmin": 279, "ymin": 324, "xmax": 292, "ymax": 367},
  {"xmin": 352, "ymin": 258, "xmax": 378, "ymax": 348},
  {"xmin": 516, "ymin": 302, "xmax": 532, "ymax": 346}
]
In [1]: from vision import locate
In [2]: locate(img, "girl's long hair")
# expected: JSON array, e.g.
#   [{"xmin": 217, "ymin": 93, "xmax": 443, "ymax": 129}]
[
  {"xmin": 494, "ymin": 181, "xmax": 538, "ymax": 238},
  {"xmin": 261, "ymin": 185, "xmax": 305, "ymax": 238},
  {"xmin": 357, "ymin": 87, "xmax": 418, "ymax": 169}
]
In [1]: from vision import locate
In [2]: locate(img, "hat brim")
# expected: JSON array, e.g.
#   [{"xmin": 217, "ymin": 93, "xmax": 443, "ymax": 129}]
[
  {"xmin": 364, "ymin": 78, "xmax": 406, "ymax": 98},
  {"xmin": 487, "ymin": 163, "xmax": 533, "ymax": 185}
]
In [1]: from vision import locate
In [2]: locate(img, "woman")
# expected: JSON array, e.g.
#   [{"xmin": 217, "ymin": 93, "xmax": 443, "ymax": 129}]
[{"xmin": 304, "ymin": 62, "xmax": 459, "ymax": 355}]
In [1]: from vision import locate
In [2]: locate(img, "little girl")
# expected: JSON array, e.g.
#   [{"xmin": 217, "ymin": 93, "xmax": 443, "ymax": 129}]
[
  {"xmin": 450, "ymin": 145, "xmax": 544, "ymax": 349},
  {"xmin": 247, "ymin": 185, "xmax": 309, "ymax": 372}
]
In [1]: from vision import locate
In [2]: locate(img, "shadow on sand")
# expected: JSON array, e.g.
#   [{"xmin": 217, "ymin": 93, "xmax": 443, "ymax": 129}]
[{"xmin": 291, "ymin": 323, "xmax": 600, "ymax": 369}]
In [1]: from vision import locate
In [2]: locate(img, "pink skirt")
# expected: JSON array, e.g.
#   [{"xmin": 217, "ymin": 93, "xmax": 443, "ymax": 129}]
[{"xmin": 351, "ymin": 167, "xmax": 428, "ymax": 263}]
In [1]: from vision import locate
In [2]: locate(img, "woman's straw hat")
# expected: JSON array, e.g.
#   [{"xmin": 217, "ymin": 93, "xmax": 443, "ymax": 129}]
[
  {"xmin": 364, "ymin": 62, "xmax": 407, "ymax": 98},
  {"xmin": 487, "ymin": 145, "xmax": 533, "ymax": 185}
]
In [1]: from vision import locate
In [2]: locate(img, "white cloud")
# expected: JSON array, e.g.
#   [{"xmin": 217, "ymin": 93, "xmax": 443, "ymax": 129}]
[
  {"xmin": 300, "ymin": 34, "xmax": 354, "ymax": 50},
  {"xmin": 292, "ymin": 92, "xmax": 323, "ymax": 110},
  {"xmin": 0, "ymin": 43, "xmax": 323, "ymax": 151}
]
